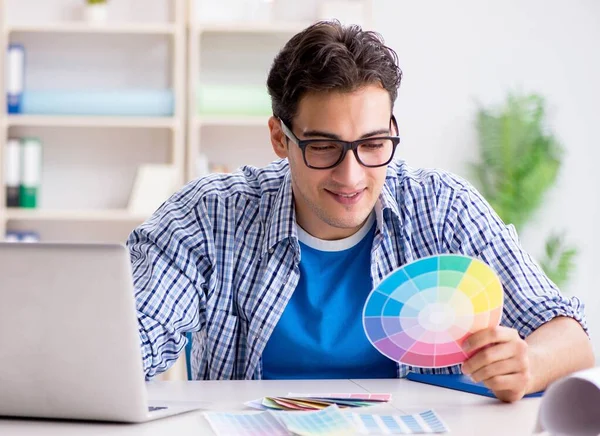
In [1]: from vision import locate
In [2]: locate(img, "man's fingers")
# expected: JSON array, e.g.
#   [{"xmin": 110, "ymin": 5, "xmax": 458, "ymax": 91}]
[
  {"xmin": 462, "ymin": 340, "xmax": 527, "ymax": 376},
  {"xmin": 462, "ymin": 326, "xmax": 520, "ymax": 354},
  {"xmin": 468, "ymin": 357, "xmax": 528, "ymax": 383},
  {"xmin": 483, "ymin": 373, "xmax": 531, "ymax": 403}
]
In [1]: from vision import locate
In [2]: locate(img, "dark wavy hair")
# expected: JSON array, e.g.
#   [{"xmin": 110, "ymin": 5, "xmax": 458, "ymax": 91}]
[{"xmin": 267, "ymin": 20, "xmax": 402, "ymax": 127}]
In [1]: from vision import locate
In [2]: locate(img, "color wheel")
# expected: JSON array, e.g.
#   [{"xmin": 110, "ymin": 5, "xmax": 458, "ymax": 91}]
[{"xmin": 362, "ymin": 254, "xmax": 503, "ymax": 368}]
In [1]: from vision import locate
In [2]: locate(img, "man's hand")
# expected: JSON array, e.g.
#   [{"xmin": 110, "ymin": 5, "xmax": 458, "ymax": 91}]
[{"xmin": 461, "ymin": 326, "xmax": 531, "ymax": 402}]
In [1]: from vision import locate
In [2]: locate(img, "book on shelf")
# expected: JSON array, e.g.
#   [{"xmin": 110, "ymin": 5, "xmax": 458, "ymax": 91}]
[
  {"xmin": 6, "ymin": 44, "xmax": 25, "ymax": 114},
  {"xmin": 5, "ymin": 138, "xmax": 21, "ymax": 207},
  {"xmin": 19, "ymin": 138, "xmax": 43, "ymax": 209},
  {"xmin": 4, "ymin": 231, "xmax": 40, "ymax": 243}
]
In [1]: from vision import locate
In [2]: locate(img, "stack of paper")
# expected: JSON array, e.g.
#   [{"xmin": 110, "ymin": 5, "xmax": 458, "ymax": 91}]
[
  {"xmin": 204, "ymin": 404, "xmax": 449, "ymax": 435},
  {"xmin": 246, "ymin": 392, "xmax": 392, "ymax": 411}
]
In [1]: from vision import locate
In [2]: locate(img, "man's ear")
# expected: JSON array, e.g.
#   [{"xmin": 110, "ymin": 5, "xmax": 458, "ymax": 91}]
[{"xmin": 269, "ymin": 116, "xmax": 289, "ymax": 159}]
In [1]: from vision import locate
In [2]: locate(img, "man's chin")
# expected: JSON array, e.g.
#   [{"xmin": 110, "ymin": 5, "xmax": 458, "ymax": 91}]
[{"xmin": 324, "ymin": 211, "xmax": 372, "ymax": 230}]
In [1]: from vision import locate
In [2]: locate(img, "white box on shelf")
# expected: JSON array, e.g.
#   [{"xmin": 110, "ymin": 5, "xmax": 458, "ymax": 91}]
[
  {"xmin": 127, "ymin": 164, "xmax": 179, "ymax": 216},
  {"xmin": 83, "ymin": 2, "xmax": 109, "ymax": 24}
]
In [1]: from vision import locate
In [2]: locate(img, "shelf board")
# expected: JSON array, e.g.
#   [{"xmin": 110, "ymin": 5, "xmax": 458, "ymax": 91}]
[
  {"xmin": 5, "ymin": 209, "xmax": 148, "ymax": 222},
  {"xmin": 7, "ymin": 115, "xmax": 179, "ymax": 129},
  {"xmin": 6, "ymin": 22, "xmax": 178, "ymax": 36},
  {"xmin": 196, "ymin": 115, "xmax": 270, "ymax": 127},
  {"xmin": 194, "ymin": 22, "xmax": 311, "ymax": 34}
]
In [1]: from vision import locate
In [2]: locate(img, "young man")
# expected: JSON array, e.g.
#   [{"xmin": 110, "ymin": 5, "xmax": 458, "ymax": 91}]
[{"xmin": 128, "ymin": 21, "xmax": 593, "ymax": 402}]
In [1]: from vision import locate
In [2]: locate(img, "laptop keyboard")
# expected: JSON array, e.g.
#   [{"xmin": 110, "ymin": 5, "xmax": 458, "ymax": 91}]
[{"xmin": 148, "ymin": 406, "xmax": 168, "ymax": 412}]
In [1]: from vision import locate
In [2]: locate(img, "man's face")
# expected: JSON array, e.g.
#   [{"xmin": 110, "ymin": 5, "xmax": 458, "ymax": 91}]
[{"xmin": 269, "ymin": 84, "xmax": 394, "ymax": 240}]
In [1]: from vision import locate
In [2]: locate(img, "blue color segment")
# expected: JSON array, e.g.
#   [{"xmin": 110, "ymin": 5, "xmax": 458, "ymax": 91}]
[
  {"xmin": 382, "ymin": 298, "xmax": 404, "ymax": 317},
  {"xmin": 399, "ymin": 303, "xmax": 420, "ymax": 318},
  {"xmin": 401, "ymin": 415, "xmax": 422, "ymax": 432},
  {"xmin": 403, "ymin": 256, "xmax": 439, "ymax": 278},
  {"xmin": 364, "ymin": 291, "xmax": 388, "ymax": 317},
  {"xmin": 376, "ymin": 269, "xmax": 410, "ymax": 296},
  {"xmin": 420, "ymin": 410, "xmax": 447, "ymax": 433},
  {"xmin": 357, "ymin": 414, "xmax": 378, "ymax": 431},
  {"xmin": 412, "ymin": 271, "xmax": 438, "ymax": 291},
  {"xmin": 389, "ymin": 280, "xmax": 421, "ymax": 304},
  {"xmin": 363, "ymin": 317, "xmax": 387, "ymax": 342},
  {"xmin": 381, "ymin": 415, "xmax": 402, "ymax": 431}
]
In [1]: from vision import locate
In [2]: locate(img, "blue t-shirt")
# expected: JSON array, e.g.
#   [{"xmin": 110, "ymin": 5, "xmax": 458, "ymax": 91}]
[{"xmin": 262, "ymin": 214, "xmax": 397, "ymax": 379}]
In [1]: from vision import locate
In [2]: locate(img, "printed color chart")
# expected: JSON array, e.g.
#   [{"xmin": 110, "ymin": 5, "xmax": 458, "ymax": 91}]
[{"xmin": 363, "ymin": 254, "xmax": 503, "ymax": 368}]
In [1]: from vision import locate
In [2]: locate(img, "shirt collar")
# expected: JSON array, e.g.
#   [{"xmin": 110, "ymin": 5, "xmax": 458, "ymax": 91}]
[
  {"xmin": 262, "ymin": 170, "xmax": 298, "ymax": 258},
  {"xmin": 377, "ymin": 163, "xmax": 404, "ymax": 231},
  {"xmin": 262, "ymin": 161, "xmax": 404, "ymax": 256}
]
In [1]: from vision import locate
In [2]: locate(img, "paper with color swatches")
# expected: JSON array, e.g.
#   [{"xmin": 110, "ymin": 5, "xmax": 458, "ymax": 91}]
[
  {"xmin": 363, "ymin": 254, "xmax": 503, "ymax": 368},
  {"xmin": 204, "ymin": 405, "xmax": 449, "ymax": 435},
  {"xmin": 246, "ymin": 392, "xmax": 392, "ymax": 411}
]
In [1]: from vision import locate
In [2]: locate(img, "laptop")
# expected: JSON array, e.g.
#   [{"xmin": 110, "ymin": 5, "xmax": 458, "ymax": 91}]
[{"xmin": 0, "ymin": 242, "xmax": 204, "ymax": 423}]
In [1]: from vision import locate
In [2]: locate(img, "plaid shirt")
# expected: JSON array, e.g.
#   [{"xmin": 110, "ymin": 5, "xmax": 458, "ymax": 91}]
[{"xmin": 127, "ymin": 159, "xmax": 587, "ymax": 380}]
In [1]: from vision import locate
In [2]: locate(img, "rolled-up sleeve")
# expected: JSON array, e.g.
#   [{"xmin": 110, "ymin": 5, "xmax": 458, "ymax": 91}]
[
  {"xmin": 127, "ymin": 195, "xmax": 211, "ymax": 379},
  {"xmin": 443, "ymin": 185, "xmax": 588, "ymax": 339}
]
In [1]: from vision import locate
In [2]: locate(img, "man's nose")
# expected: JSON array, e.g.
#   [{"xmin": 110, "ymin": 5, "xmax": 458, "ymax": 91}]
[{"xmin": 332, "ymin": 149, "xmax": 364, "ymax": 184}]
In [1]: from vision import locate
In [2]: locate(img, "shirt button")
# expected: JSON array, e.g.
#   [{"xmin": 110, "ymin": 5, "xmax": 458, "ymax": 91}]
[{"xmin": 268, "ymin": 248, "xmax": 274, "ymax": 254}]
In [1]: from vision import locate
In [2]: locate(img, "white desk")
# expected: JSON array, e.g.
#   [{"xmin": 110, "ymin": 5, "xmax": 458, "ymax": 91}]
[{"xmin": 0, "ymin": 379, "xmax": 542, "ymax": 435}]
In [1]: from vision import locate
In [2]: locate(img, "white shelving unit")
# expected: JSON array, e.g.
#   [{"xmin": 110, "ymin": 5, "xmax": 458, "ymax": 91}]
[
  {"xmin": 185, "ymin": 0, "xmax": 374, "ymax": 181},
  {"xmin": 186, "ymin": 10, "xmax": 300, "ymax": 181},
  {"xmin": 6, "ymin": 115, "xmax": 180, "ymax": 129},
  {"xmin": 6, "ymin": 208, "xmax": 149, "ymax": 223},
  {"xmin": 0, "ymin": 0, "xmax": 187, "ymax": 243},
  {"xmin": 5, "ymin": 22, "xmax": 178, "ymax": 35}
]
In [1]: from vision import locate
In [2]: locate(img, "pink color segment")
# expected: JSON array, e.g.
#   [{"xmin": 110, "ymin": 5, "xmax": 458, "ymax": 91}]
[
  {"xmin": 408, "ymin": 340, "xmax": 436, "ymax": 356},
  {"xmin": 402, "ymin": 351, "xmax": 435, "ymax": 367},
  {"xmin": 434, "ymin": 350, "xmax": 468, "ymax": 367}
]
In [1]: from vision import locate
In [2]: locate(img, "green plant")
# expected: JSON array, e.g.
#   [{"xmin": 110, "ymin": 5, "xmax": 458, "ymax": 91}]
[
  {"xmin": 86, "ymin": 0, "xmax": 107, "ymax": 5},
  {"xmin": 471, "ymin": 93, "xmax": 577, "ymax": 288}
]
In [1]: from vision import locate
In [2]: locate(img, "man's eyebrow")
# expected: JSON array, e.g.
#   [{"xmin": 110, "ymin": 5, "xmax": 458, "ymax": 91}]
[{"xmin": 302, "ymin": 127, "xmax": 391, "ymax": 140}]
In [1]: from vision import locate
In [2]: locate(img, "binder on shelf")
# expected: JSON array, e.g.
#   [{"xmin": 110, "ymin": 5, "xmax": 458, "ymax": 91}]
[
  {"xmin": 21, "ymin": 89, "xmax": 174, "ymax": 117},
  {"xmin": 20, "ymin": 137, "xmax": 42, "ymax": 209},
  {"xmin": 5, "ymin": 138, "xmax": 21, "ymax": 207},
  {"xmin": 197, "ymin": 84, "xmax": 271, "ymax": 116},
  {"xmin": 4, "ymin": 231, "xmax": 40, "ymax": 243},
  {"xmin": 20, "ymin": 231, "xmax": 41, "ymax": 243},
  {"xmin": 6, "ymin": 44, "xmax": 25, "ymax": 114},
  {"xmin": 4, "ymin": 231, "xmax": 21, "ymax": 243}
]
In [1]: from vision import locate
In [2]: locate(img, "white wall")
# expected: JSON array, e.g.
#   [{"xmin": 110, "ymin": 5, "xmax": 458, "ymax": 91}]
[{"xmin": 373, "ymin": 0, "xmax": 600, "ymax": 353}]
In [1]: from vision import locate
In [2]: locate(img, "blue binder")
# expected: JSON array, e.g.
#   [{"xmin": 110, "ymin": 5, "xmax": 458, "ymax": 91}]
[{"xmin": 406, "ymin": 373, "xmax": 544, "ymax": 398}]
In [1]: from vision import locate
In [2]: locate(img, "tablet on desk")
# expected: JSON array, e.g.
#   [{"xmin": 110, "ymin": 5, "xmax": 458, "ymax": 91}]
[{"xmin": 406, "ymin": 373, "xmax": 544, "ymax": 398}]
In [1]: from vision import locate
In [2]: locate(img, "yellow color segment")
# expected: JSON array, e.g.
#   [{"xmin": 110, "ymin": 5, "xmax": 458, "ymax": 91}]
[
  {"xmin": 465, "ymin": 259, "xmax": 496, "ymax": 287},
  {"xmin": 470, "ymin": 291, "xmax": 491, "ymax": 314},
  {"xmin": 484, "ymin": 279, "xmax": 503, "ymax": 309},
  {"xmin": 456, "ymin": 274, "xmax": 483, "ymax": 298}
]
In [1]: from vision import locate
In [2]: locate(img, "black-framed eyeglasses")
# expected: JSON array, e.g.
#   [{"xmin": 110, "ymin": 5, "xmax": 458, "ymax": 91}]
[{"xmin": 280, "ymin": 117, "xmax": 400, "ymax": 170}]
